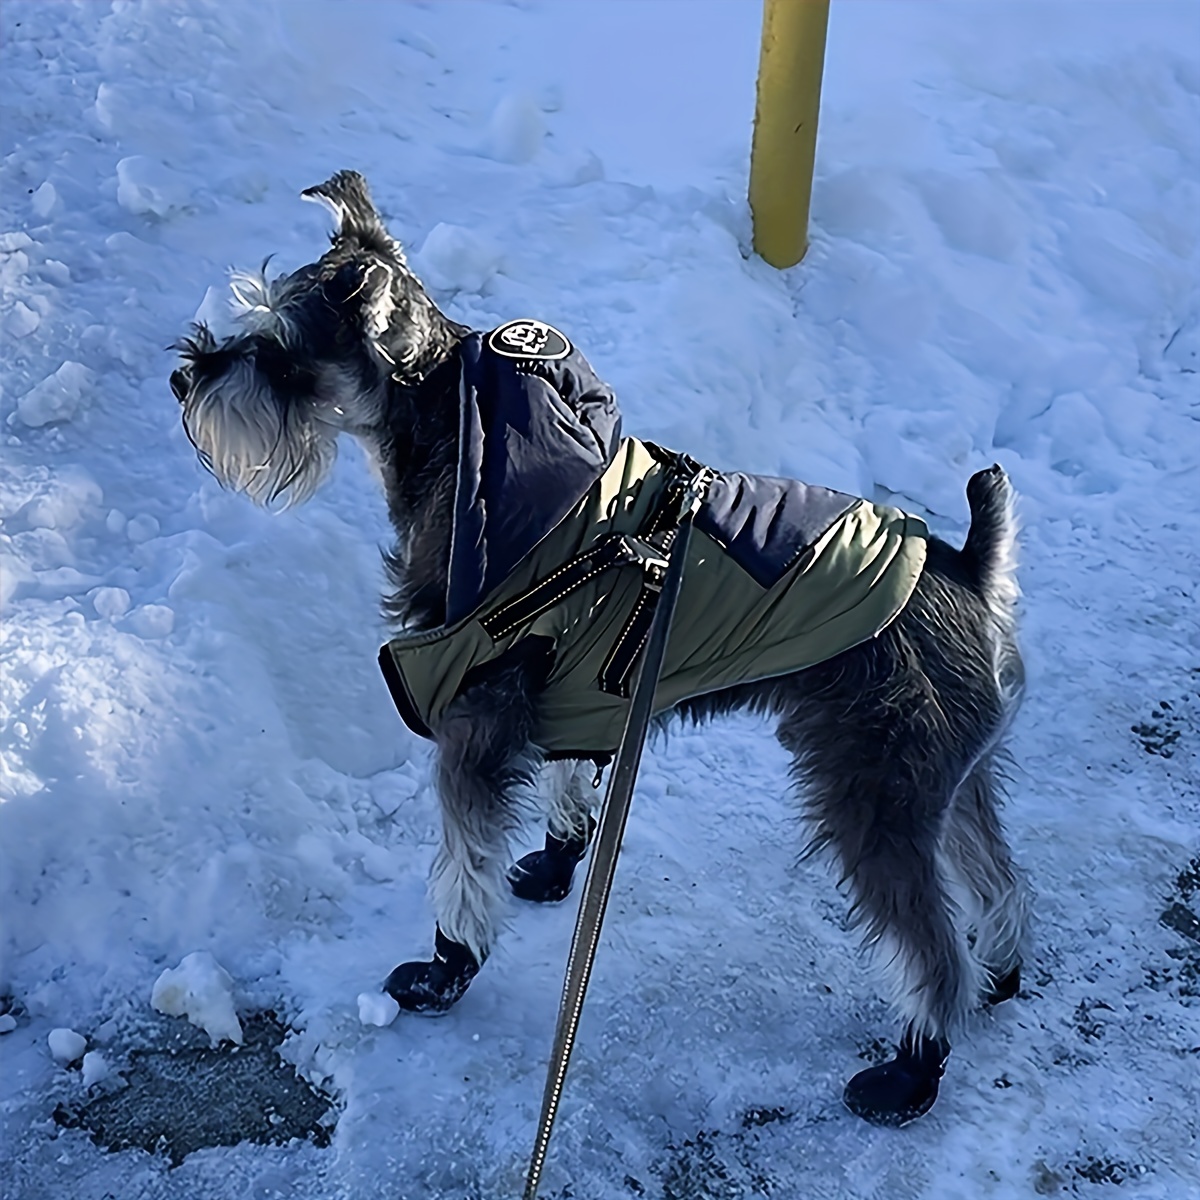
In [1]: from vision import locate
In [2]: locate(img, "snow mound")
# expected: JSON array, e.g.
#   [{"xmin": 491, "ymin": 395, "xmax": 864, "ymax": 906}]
[
  {"xmin": 483, "ymin": 91, "xmax": 545, "ymax": 164},
  {"xmin": 151, "ymin": 952, "xmax": 244, "ymax": 1046},
  {"xmin": 412, "ymin": 223, "xmax": 503, "ymax": 294},
  {"xmin": 115, "ymin": 155, "xmax": 186, "ymax": 218}
]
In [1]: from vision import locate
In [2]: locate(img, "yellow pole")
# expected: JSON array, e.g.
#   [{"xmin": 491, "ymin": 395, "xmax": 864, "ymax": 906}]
[{"xmin": 749, "ymin": 0, "xmax": 830, "ymax": 268}]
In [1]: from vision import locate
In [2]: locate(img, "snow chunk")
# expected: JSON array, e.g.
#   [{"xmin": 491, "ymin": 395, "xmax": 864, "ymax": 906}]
[
  {"xmin": 0, "ymin": 552, "xmax": 35, "ymax": 607},
  {"xmin": 40, "ymin": 259, "xmax": 70, "ymax": 286},
  {"xmin": 357, "ymin": 992, "xmax": 399, "ymax": 1028},
  {"xmin": 193, "ymin": 285, "xmax": 238, "ymax": 338},
  {"xmin": 116, "ymin": 156, "xmax": 186, "ymax": 218},
  {"xmin": 126, "ymin": 514, "xmax": 160, "ymax": 543},
  {"xmin": 413, "ymin": 224, "xmax": 502, "ymax": 294},
  {"xmin": 484, "ymin": 92, "xmax": 545, "ymax": 164},
  {"xmin": 81, "ymin": 1050, "xmax": 111, "ymax": 1087},
  {"xmin": 6, "ymin": 301, "xmax": 40, "ymax": 339},
  {"xmin": 48, "ymin": 1027, "xmax": 87, "ymax": 1064},
  {"xmin": 127, "ymin": 604, "xmax": 175, "ymax": 639},
  {"xmin": 91, "ymin": 586, "xmax": 131, "ymax": 619},
  {"xmin": 14, "ymin": 362, "xmax": 94, "ymax": 427},
  {"xmin": 0, "ymin": 232, "xmax": 33, "ymax": 253},
  {"xmin": 0, "ymin": 1014, "xmax": 17, "ymax": 1035},
  {"xmin": 31, "ymin": 181, "xmax": 58, "ymax": 218},
  {"xmin": 151, "ymin": 952, "xmax": 244, "ymax": 1046}
]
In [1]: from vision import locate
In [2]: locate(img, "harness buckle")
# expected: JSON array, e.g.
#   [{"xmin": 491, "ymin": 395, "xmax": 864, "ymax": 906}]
[{"xmin": 617, "ymin": 534, "xmax": 669, "ymax": 590}]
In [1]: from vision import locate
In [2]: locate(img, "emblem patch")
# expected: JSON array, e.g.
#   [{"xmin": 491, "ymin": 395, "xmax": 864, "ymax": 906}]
[{"xmin": 487, "ymin": 319, "xmax": 572, "ymax": 361}]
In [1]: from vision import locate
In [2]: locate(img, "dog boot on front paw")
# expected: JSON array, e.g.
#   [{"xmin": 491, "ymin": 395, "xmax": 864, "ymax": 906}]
[
  {"xmin": 507, "ymin": 817, "xmax": 596, "ymax": 903},
  {"xmin": 383, "ymin": 928, "xmax": 482, "ymax": 1014},
  {"xmin": 843, "ymin": 1032, "xmax": 950, "ymax": 1127}
]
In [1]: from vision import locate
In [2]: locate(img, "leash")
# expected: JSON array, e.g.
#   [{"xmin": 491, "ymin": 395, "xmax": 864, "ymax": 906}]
[{"xmin": 523, "ymin": 464, "xmax": 711, "ymax": 1200}]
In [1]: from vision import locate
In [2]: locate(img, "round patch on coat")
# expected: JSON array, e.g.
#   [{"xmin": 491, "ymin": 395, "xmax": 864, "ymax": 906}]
[{"xmin": 487, "ymin": 319, "xmax": 572, "ymax": 361}]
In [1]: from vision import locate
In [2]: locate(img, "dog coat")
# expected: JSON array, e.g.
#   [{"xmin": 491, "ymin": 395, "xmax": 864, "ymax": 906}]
[{"xmin": 380, "ymin": 321, "xmax": 930, "ymax": 758}]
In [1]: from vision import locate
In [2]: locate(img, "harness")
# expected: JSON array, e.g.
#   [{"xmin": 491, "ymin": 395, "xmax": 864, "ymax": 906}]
[{"xmin": 480, "ymin": 445, "xmax": 714, "ymax": 698}]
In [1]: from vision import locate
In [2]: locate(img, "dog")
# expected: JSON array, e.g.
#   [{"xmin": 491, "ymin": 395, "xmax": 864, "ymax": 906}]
[{"xmin": 171, "ymin": 171, "xmax": 1027, "ymax": 1127}]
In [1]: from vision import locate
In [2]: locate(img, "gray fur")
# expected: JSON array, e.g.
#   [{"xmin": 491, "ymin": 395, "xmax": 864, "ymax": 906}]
[{"xmin": 172, "ymin": 171, "xmax": 1027, "ymax": 1072}]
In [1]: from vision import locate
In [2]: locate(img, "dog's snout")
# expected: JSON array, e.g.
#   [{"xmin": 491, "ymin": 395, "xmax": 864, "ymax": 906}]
[{"xmin": 170, "ymin": 368, "xmax": 190, "ymax": 404}]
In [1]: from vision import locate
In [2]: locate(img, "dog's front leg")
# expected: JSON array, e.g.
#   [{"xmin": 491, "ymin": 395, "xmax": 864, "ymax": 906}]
[{"xmin": 385, "ymin": 641, "xmax": 548, "ymax": 1014}]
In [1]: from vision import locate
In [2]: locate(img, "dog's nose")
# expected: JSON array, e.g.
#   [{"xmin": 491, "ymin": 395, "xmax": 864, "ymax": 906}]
[{"xmin": 170, "ymin": 369, "xmax": 189, "ymax": 403}]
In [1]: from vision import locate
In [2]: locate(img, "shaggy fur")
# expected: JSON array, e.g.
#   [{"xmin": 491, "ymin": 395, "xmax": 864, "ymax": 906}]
[{"xmin": 172, "ymin": 171, "xmax": 1027, "ymax": 1121}]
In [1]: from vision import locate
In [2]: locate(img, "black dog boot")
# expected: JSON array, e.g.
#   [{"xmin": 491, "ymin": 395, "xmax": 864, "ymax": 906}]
[
  {"xmin": 383, "ymin": 927, "xmax": 483, "ymax": 1014},
  {"xmin": 984, "ymin": 962, "xmax": 1021, "ymax": 1006},
  {"xmin": 843, "ymin": 1031, "xmax": 950, "ymax": 1127},
  {"xmin": 508, "ymin": 817, "xmax": 596, "ymax": 903}
]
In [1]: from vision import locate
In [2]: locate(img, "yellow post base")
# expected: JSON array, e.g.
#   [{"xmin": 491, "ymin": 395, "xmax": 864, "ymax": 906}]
[{"xmin": 749, "ymin": 0, "xmax": 830, "ymax": 269}]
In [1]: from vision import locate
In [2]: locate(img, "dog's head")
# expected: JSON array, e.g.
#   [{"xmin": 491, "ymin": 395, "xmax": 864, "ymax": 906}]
[{"xmin": 171, "ymin": 171, "xmax": 454, "ymax": 507}]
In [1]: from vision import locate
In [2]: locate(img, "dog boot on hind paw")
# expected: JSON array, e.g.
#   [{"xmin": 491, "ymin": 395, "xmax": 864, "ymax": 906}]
[
  {"xmin": 843, "ymin": 1032, "xmax": 950, "ymax": 1127},
  {"xmin": 383, "ymin": 928, "xmax": 482, "ymax": 1014},
  {"xmin": 508, "ymin": 817, "xmax": 596, "ymax": 903}
]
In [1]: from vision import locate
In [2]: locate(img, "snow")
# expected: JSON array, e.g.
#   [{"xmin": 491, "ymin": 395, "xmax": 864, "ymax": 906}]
[
  {"xmin": 13, "ymin": 362, "xmax": 94, "ymax": 428},
  {"xmin": 357, "ymin": 992, "xmax": 400, "ymax": 1029},
  {"xmin": 151, "ymin": 953, "xmax": 244, "ymax": 1047},
  {"xmin": 47, "ymin": 1028, "xmax": 87, "ymax": 1066},
  {"xmin": 1, "ymin": 0, "xmax": 1198, "ymax": 1197},
  {"xmin": 80, "ymin": 1050, "xmax": 110, "ymax": 1088}
]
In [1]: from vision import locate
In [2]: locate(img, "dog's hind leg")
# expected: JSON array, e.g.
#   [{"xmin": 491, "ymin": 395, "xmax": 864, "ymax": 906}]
[
  {"xmin": 942, "ymin": 760, "xmax": 1026, "ymax": 1005},
  {"xmin": 385, "ymin": 641, "xmax": 548, "ymax": 1013},
  {"xmin": 509, "ymin": 759, "xmax": 598, "ymax": 904},
  {"xmin": 778, "ymin": 594, "xmax": 1004, "ymax": 1124}
]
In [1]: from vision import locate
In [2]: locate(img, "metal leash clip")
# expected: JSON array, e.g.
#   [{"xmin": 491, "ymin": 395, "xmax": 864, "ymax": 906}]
[{"xmin": 615, "ymin": 534, "xmax": 670, "ymax": 589}]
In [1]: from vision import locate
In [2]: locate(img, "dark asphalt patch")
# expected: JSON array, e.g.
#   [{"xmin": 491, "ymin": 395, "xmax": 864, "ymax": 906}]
[{"xmin": 53, "ymin": 1011, "xmax": 334, "ymax": 1166}]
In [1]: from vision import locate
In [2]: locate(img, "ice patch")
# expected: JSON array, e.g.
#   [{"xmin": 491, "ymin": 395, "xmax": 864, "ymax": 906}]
[
  {"xmin": 151, "ymin": 952, "xmax": 244, "ymax": 1046},
  {"xmin": 13, "ymin": 361, "xmax": 94, "ymax": 427},
  {"xmin": 0, "ymin": 1014, "xmax": 18, "ymax": 1035},
  {"xmin": 412, "ymin": 223, "xmax": 502, "ymax": 294},
  {"xmin": 48, "ymin": 1028, "xmax": 87, "ymax": 1065},
  {"xmin": 357, "ymin": 992, "xmax": 399, "ymax": 1028}
]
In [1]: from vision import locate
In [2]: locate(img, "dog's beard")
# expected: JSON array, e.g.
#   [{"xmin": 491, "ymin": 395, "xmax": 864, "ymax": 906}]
[{"xmin": 181, "ymin": 360, "xmax": 336, "ymax": 508}]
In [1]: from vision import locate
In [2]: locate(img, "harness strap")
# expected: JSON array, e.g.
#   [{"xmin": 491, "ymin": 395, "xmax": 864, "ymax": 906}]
[
  {"xmin": 479, "ymin": 532, "xmax": 668, "ymax": 640},
  {"xmin": 478, "ymin": 450, "xmax": 713, "ymax": 697},
  {"xmin": 598, "ymin": 457, "xmax": 713, "ymax": 696}
]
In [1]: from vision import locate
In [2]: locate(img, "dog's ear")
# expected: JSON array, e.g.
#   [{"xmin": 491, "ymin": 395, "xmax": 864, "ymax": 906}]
[
  {"xmin": 174, "ymin": 324, "xmax": 229, "ymax": 369},
  {"xmin": 301, "ymin": 171, "xmax": 402, "ymax": 260}
]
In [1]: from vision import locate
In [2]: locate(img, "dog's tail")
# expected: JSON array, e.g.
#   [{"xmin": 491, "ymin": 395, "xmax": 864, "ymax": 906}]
[{"xmin": 962, "ymin": 464, "xmax": 1019, "ymax": 620}]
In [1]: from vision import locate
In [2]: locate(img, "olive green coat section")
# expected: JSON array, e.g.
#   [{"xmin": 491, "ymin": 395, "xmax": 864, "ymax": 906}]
[{"xmin": 382, "ymin": 438, "xmax": 929, "ymax": 756}]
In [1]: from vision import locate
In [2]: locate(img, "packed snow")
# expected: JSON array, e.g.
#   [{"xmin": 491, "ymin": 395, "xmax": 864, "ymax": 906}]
[
  {"xmin": 151, "ymin": 951, "xmax": 245, "ymax": 1047},
  {"xmin": 1, "ymin": 1, "xmax": 1198, "ymax": 1198}
]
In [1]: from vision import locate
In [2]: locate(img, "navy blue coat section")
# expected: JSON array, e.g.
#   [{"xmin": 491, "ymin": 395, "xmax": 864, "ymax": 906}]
[
  {"xmin": 696, "ymin": 472, "xmax": 859, "ymax": 589},
  {"xmin": 447, "ymin": 331, "xmax": 623, "ymax": 624}
]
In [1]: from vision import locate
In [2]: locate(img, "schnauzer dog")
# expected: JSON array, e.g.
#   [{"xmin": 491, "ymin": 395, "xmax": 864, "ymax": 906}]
[{"xmin": 171, "ymin": 171, "xmax": 1026, "ymax": 1127}]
